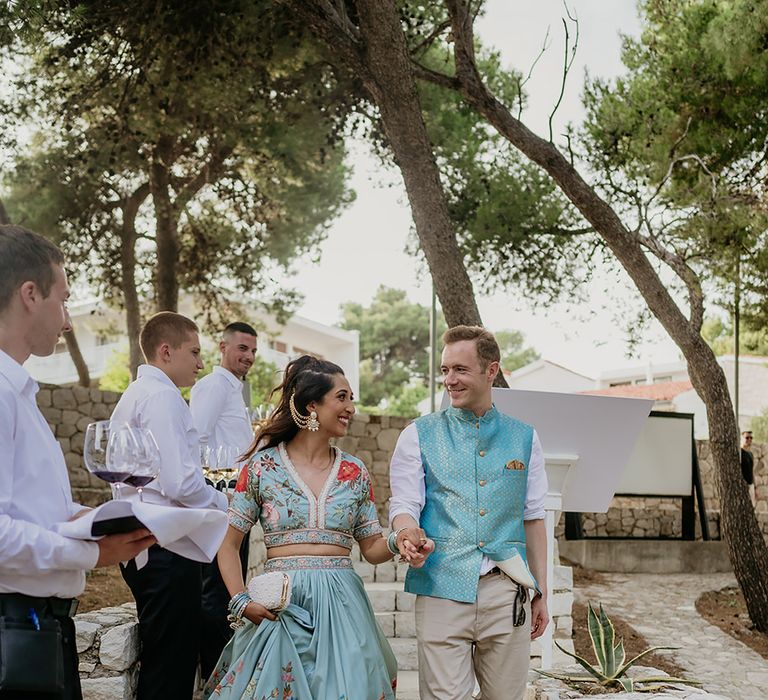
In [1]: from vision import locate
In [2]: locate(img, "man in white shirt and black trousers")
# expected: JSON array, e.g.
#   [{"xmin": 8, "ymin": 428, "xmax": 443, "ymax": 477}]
[
  {"xmin": 0, "ymin": 225, "xmax": 155, "ymax": 700},
  {"xmin": 110, "ymin": 312, "xmax": 228, "ymax": 700},
  {"xmin": 189, "ymin": 321, "xmax": 258, "ymax": 680}
]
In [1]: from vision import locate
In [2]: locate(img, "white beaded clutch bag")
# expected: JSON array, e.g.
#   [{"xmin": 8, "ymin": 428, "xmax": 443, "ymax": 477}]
[{"xmin": 246, "ymin": 572, "xmax": 292, "ymax": 612}]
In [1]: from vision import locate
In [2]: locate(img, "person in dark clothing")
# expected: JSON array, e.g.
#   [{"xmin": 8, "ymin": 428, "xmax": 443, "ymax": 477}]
[{"xmin": 740, "ymin": 430, "xmax": 756, "ymax": 506}]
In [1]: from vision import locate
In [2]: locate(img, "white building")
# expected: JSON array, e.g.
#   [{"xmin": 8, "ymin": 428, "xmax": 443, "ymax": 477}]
[{"xmin": 24, "ymin": 297, "xmax": 361, "ymax": 397}]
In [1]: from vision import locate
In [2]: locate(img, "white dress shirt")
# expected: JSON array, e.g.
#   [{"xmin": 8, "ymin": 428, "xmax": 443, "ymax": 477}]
[
  {"xmin": 389, "ymin": 421, "xmax": 547, "ymax": 575},
  {"xmin": 109, "ymin": 365, "xmax": 227, "ymax": 511},
  {"xmin": 189, "ymin": 366, "xmax": 253, "ymax": 453},
  {"xmin": 0, "ymin": 350, "xmax": 99, "ymax": 597}
]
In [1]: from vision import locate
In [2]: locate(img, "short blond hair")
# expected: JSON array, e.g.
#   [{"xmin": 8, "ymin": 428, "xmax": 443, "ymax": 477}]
[
  {"xmin": 442, "ymin": 325, "xmax": 500, "ymax": 368},
  {"xmin": 140, "ymin": 312, "xmax": 198, "ymax": 361}
]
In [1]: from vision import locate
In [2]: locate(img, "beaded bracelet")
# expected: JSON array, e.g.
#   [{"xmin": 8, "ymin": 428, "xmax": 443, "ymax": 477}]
[
  {"xmin": 386, "ymin": 527, "xmax": 408, "ymax": 556},
  {"xmin": 386, "ymin": 530, "xmax": 400, "ymax": 556},
  {"xmin": 227, "ymin": 591, "xmax": 252, "ymax": 630}
]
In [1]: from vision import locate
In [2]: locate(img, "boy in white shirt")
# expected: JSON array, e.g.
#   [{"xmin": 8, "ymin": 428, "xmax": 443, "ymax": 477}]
[
  {"xmin": 111, "ymin": 311, "xmax": 227, "ymax": 700},
  {"xmin": 0, "ymin": 225, "xmax": 155, "ymax": 700}
]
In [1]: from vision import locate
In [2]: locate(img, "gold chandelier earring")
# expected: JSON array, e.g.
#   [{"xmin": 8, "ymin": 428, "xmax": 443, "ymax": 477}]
[{"xmin": 289, "ymin": 391, "xmax": 320, "ymax": 432}]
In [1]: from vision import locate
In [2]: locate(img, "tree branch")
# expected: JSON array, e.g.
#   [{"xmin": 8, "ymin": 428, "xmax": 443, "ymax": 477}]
[
  {"xmin": 548, "ymin": 3, "xmax": 578, "ymax": 143},
  {"xmin": 409, "ymin": 18, "xmax": 452, "ymax": 57}
]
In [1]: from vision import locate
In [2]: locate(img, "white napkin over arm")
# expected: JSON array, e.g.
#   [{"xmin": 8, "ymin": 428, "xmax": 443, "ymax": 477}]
[{"xmin": 53, "ymin": 501, "xmax": 229, "ymax": 570}]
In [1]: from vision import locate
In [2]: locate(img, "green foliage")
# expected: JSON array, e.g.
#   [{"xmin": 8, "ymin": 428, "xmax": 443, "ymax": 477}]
[
  {"xmin": 98, "ymin": 347, "xmax": 279, "ymax": 406},
  {"xmin": 496, "ymin": 330, "xmax": 539, "ymax": 373},
  {"xmin": 416, "ymin": 45, "xmax": 596, "ymax": 304},
  {"xmin": 538, "ymin": 602, "xmax": 698, "ymax": 693},
  {"xmin": 387, "ymin": 383, "xmax": 429, "ymax": 419},
  {"xmin": 750, "ymin": 408, "xmax": 768, "ymax": 445},
  {"xmin": 581, "ymin": 0, "xmax": 768, "ymax": 323},
  {"xmin": 99, "ymin": 349, "xmax": 132, "ymax": 393},
  {"xmin": 341, "ymin": 286, "xmax": 446, "ymax": 408},
  {"xmin": 701, "ymin": 317, "xmax": 768, "ymax": 357},
  {"xmin": 2, "ymin": 1, "xmax": 355, "ymax": 316}
]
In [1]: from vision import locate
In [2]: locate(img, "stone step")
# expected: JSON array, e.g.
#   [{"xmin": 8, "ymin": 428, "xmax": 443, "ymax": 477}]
[
  {"xmin": 395, "ymin": 670, "xmax": 420, "ymax": 700},
  {"xmin": 388, "ymin": 637, "xmax": 419, "ymax": 672},
  {"xmin": 374, "ymin": 611, "xmax": 416, "ymax": 638},
  {"xmin": 364, "ymin": 580, "xmax": 414, "ymax": 613}
]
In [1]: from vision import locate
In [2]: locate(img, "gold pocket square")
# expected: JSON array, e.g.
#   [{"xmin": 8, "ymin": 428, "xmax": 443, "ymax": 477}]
[{"xmin": 505, "ymin": 460, "xmax": 525, "ymax": 471}]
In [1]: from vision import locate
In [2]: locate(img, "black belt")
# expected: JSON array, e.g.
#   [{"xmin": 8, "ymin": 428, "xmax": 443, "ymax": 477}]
[
  {"xmin": 480, "ymin": 566, "xmax": 500, "ymax": 577},
  {"xmin": 0, "ymin": 593, "xmax": 78, "ymax": 619}
]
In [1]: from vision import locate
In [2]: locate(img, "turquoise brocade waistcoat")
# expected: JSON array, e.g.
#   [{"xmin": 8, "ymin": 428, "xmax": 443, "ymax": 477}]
[{"xmin": 404, "ymin": 405, "xmax": 535, "ymax": 603}]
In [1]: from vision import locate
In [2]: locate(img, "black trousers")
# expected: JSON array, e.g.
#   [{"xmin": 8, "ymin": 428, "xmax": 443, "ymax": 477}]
[
  {"xmin": 121, "ymin": 546, "xmax": 201, "ymax": 700},
  {"xmin": 199, "ymin": 534, "xmax": 249, "ymax": 681},
  {"xmin": 0, "ymin": 594, "xmax": 80, "ymax": 700}
]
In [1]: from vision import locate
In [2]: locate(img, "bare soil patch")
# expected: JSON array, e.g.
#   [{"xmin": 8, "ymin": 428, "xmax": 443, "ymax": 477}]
[
  {"xmin": 568, "ymin": 560, "xmax": 686, "ymax": 679},
  {"xmin": 79, "ymin": 566, "xmax": 132, "ymax": 613},
  {"xmin": 696, "ymin": 586, "xmax": 768, "ymax": 661}
]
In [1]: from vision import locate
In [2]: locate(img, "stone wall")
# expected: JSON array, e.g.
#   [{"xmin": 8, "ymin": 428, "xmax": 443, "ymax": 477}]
[
  {"xmin": 75, "ymin": 603, "xmax": 139, "ymax": 700},
  {"xmin": 559, "ymin": 441, "xmax": 767, "ymax": 541},
  {"xmin": 37, "ymin": 384, "xmax": 119, "ymax": 507},
  {"xmin": 40, "ymin": 381, "xmax": 766, "ymax": 543},
  {"xmin": 332, "ymin": 413, "xmax": 412, "ymax": 524}
]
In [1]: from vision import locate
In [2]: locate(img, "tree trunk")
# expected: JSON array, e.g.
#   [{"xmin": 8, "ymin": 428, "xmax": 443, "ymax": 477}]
[
  {"xmin": 62, "ymin": 329, "xmax": 90, "ymax": 387},
  {"xmin": 0, "ymin": 198, "xmax": 10, "ymax": 225},
  {"xmin": 440, "ymin": 0, "xmax": 768, "ymax": 630},
  {"xmin": 150, "ymin": 138, "xmax": 180, "ymax": 312},
  {"xmin": 121, "ymin": 185, "xmax": 150, "ymax": 378},
  {"xmin": 354, "ymin": 0, "xmax": 483, "ymax": 330}
]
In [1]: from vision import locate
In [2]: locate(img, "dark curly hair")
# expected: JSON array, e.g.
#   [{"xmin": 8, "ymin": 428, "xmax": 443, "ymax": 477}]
[{"xmin": 241, "ymin": 355, "xmax": 344, "ymax": 459}]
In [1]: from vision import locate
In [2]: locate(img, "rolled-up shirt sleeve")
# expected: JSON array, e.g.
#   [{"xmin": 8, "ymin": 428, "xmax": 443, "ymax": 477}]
[
  {"xmin": 524, "ymin": 429, "xmax": 548, "ymax": 520},
  {"xmin": 388, "ymin": 422, "xmax": 424, "ymax": 526}
]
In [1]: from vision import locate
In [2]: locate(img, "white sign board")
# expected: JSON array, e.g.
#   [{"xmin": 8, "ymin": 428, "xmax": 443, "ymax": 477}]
[
  {"xmin": 443, "ymin": 388, "xmax": 654, "ymax": 512},
  {"xmin": 616, "ymin": 412, "xmax": 693, "ymax": 496}
]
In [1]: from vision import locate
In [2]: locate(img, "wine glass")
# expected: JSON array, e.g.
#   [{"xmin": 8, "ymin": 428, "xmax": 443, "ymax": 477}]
[
  {"xmin": 106, "ymin": 425, "xmax": 161, "ymax": 502},
  {"xmin": 84, "ymin": 420, "xmax": 127, "ymax": 499},
  {"xmin": 128, "ymin": 427, "xmax": 161, "ymax": 502},
  {"xmin": 212, "ymin": 444, "xmax": 241, "ymax": 492},
  {"xmin": 199, "ymin": 440, "xmax": 214, "ymax": 484}
]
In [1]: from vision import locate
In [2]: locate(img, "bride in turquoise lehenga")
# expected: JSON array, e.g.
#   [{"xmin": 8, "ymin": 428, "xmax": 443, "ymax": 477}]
[{"xmin": 205, "ymin": 356, "xmax": 432, "ymax": 700}]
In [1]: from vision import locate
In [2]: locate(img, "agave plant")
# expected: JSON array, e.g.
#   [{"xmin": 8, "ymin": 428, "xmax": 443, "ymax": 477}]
[{"xmin": 537, "ymin": 602, "xmax": 700, "ymax": 692}]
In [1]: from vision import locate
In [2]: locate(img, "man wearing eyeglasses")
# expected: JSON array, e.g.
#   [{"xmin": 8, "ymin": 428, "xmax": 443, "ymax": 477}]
[{"xmin": 741, "ymin": 430, "xmax": 756, "ymax": 507}]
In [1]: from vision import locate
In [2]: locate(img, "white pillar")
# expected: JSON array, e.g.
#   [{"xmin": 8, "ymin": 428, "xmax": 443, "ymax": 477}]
[{"xmin": 541, "ymin": 454, "xmax": 578, "ymax": 669}]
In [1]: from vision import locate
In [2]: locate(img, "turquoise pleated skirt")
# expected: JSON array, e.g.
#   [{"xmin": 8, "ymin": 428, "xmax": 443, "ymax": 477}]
[{"xmin": 204, "ymin": 556, "xmax": 398, "ymax": 700}]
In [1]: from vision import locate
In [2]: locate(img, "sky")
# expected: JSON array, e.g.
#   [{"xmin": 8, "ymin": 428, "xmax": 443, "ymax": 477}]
[{"xmin": 290, "ymin": 0, "xmax": 685, "ymax": 378}]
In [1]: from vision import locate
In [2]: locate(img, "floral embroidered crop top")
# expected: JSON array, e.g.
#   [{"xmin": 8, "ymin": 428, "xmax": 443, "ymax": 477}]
[{"xmin": 228, "ymin": 443, "xmax": 382, "ymax": 550}]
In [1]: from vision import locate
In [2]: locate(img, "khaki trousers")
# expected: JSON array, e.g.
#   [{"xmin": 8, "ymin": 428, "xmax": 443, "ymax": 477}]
[{"xmin": 414, "ymin": 571, "xmax": 531, "ymax": 700}]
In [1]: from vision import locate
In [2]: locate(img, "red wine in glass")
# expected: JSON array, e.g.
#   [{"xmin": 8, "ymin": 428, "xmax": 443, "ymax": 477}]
[
  {"xmin": 91, "ymin": 470, "xmax": 132, "ymax": 484},
  {"xmin": 124, "ymin": 475, "xmax": 156, "ymax": 489}
]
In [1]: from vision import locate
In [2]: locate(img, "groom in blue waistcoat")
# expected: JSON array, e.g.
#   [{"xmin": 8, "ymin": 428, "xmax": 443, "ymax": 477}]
[{"xmin": 389, "ymin": 325, "xmax": 549, "ymax": 700}]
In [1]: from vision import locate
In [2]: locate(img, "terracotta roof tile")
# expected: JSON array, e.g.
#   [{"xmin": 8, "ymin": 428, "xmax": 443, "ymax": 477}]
[{"xmin": 582, "ymin": 380, "xmax": 694, "ymax": 401}]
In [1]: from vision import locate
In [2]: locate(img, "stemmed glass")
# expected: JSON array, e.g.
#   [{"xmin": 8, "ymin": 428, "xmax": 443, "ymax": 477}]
[
  {"xmin": 84, "ymin": 421, "xmax": 124, "ymax": 497},
  {"xmin": 199, "ymin": 441, "xmax": 213, "ymax": 484},
  {"xmin": 211, "ymin": 444, "xmax": 241, "ymax": 492},
  {"xmin": 126, "ymin": 428, "xmax": 161, "ymax": 501},
  {"xmin": 250, "ymin": 404, "xmax": 273, "ymax": 433},
  {"xmin": 89, "ymin": 423, "xmax": 159, "ymax": 502}
]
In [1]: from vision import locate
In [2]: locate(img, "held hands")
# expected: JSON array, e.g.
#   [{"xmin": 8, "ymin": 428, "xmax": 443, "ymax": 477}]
[
  {"xmin": 396, "ymin": 527, "xmax": 435, "ymax": 569},
  {"xmin": 95, "ymin": 528, "xmax": 156, "ymax": 568}
]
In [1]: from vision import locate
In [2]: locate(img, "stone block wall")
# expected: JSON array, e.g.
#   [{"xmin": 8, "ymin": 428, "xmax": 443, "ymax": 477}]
[
  {"xmin": 75, "ymin": 603, "xmax": 139, "ymax": 700},
  {"xmin": 332, "ymin": 413, "xmax": 412, "ymax": 524},
  {"xmin": 558, "ymin": 441, "xmax": 767, "ymax": 540},
  {"xmin": 36, "ymin": 384, "xmax": 119, "ymax": 507},
  {"xmin": 40, "ymin": 380, "xmax": 766, "ymax": 542}
]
